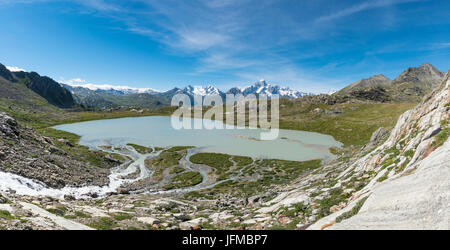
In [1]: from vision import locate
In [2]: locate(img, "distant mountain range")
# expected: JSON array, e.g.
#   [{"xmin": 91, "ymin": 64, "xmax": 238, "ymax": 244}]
[
  {"xmin": 61, "ymin": 83, "xmax": 168, "ymax": 110},
  {"xmin": 61, "ymin": 79, "xmax": 313, "ymax": 109},
  {"xmin": 63, "ymin": 79, "xmax": 310, "ymax": 98},
  {"xmin": 62, "ymin": 83, "xmax": 160, "ymax": 96},
  {"xmin": 226, "ymin": 80, "xmax": 312, "ymax": 98},
  {"xmin": 0, "ymin": 61, "xmax": 445, "ymax": 111}
]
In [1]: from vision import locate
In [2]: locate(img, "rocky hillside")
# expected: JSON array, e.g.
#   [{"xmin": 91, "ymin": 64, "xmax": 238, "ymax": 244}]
[
  {"xmin": 0, "ymin": 112, "xmax": 123, "ymax": 189},
  {"xmin": 0, "ymin": 64, "xmax": 14, "ymax": 81},
  {"xmin": 303, "ymin": 71, "xmax": 449, "ymax": 229},
  {"xmin": 63, "ymin": 83, "xmax": 169, "ymax": 110},
  {"xmin": 388, "ymin": 63, "xmax": 445, "ymax": 102},
  {"xmin": 13, "ymin": 71, "xmax": 76, "ymax": 109},
  {"xmin": 336, "ymin": 74, "xmax": 392, "ymax": 96},
  {"xmin": 0, "ymin": 63, "xmax": 76, "ymax": 109},
  {"xmin": 311, "ymin": 70, "xmax": 449, "ymax": 229},
  {"xmin": 334, "ymin": 63, "xmax": 445, "ymax": 103},
  {"xmin": 240, "ymin": 70, "xmax": 449, "ymax": 230}
]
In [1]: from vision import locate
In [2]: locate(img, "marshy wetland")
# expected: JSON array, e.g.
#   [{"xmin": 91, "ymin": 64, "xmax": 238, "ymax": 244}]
[{"xmin": 45, "ymin": 116, "xmax": 341, "ymax": 196}]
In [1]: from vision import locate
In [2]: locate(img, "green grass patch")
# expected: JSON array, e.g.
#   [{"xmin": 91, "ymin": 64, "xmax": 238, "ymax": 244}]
[
  {"xmin": 169, "ymin": 166, "xmax": 185, "ymax": 174},
  {"xmin": 46, "ymin": 205, "xmax": 68, "ymax": 216},
  {"xmin": 190, "ymin": 153, "xmax": 233, "ymax": 175},
  {"xmin": 377, "ymin": 173, "xmax": 389, "ymax": 182},
  {"xmin": 335, "ymin": 196, "xmax": 369, "ymax": 223},
  {"xmin": 88, "ymin": 217, "xmax": 117, "ymax": 230},
  {"xmin": 279, "ymin": 202, "xmax": 311, "ymax": 218},
  {"xmin": 127, "ymin": 143, "xmax": 153, "ymax": 154},
  {"xmin": 404, "ymin": 149, "xmax": 415, "ymax": 158},
  {"xmin": 277, "ymin": 102, "xmax": 415, "ymax": 147},
  {"xmin": 385, "ymin": 146, "xmax": 400, "ymax": 156},
  {"xmin": 145, "ymin": 149, "xmax": 187, "ymax": 182},
  {"xmin": 232, "ymin": 156, "xmax": 253, "ymax": 166},
  {"xmin": 165, "ymin": 146, "xmax": 194, "ymax": 152},
  {"xmin": 0, "ymin": 210, "xmax": 15, "ymax": 220},
  {"xmin": 110, "ymin": 212, "xmax": 133, "ymax": 221},
  {"xmin": 164, "ymin": 171, "xmax": 203, "ymax": 190},
  {"xmin": 317, "ymin": 188, "xmax": 349, "ymax": 218},
  {"xmin": 432, "ymin": 128, "xmax": 449, "ymax": 148}
]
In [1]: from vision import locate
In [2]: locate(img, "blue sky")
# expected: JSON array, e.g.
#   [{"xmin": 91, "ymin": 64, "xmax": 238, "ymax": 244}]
[{"xmin": 0, "ymin": 0, "xmax": 449, "ymax": 93}]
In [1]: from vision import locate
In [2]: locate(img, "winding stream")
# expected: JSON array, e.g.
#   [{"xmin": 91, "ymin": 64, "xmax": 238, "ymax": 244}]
[{"xmin": 0, "ymin": 116, "xmax": 342, "ymax": 198}]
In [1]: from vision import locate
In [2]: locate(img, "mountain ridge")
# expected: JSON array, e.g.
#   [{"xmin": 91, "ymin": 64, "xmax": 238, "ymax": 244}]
[
  {"xmin": 0, "ymin": 63, "xmax": 76, "ymax": 109},
  {"xmin": 1, "ymin": 61, "xmax": 445, "ymax": 112},
  {"xmin": 62, "ymin": 79, "xmax": 312, "ymax": 99},
  {"xmin": 336, "ymin": 74, "xmax": 392, "ymax": 96},
  {"xmin": 333, "ymin": 62, "xmax": 445, "ymax": 103}
]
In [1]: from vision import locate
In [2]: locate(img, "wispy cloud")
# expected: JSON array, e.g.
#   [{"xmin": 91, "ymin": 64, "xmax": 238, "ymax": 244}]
[
  {"xmin": 0, "ymin": 0, "xmax": 50, "ymax": 5},
  {"xmin": 75, "ymin": 0, "xmax": 120, "ymax": 12},
  {"xmin": 6, "ymin": 66, "xmax": 26, "ymax": 72},
  {"xmin": 1, "ymin": 0, "xmax": 443, "ymax": 93},
  {"xmin": 315, "ymin": 0, "xmax": 423, "ymax": 23},
  {"xmin": 431, "ymin": 42, "xmax": 450, "ymax": 49}
]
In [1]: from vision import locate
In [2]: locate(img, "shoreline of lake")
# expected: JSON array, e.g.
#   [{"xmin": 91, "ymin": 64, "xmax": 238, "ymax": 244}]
[{"xmin": 53, "ymin": 116, "xmax": 342, "ymax": 162}]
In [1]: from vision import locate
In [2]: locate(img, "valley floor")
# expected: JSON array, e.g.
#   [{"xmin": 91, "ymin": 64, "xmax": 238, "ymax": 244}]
[{"xmin": 0, "ymin": 76, "xmax": 449, "ymax": 230}]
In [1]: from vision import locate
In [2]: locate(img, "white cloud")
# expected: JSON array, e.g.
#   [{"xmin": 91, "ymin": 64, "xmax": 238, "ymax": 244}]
[
  {"xmin": 6, "ymin": 66, "xmax": 26, "ymax": 72},
  {"xmin": 176, "ymin": 30, "xmax": 230, "ymax": 51},
  {"xmin": 2, "ymin": 0, "xmax": 434, "ymax": 93},
  {"xmin": 61, "ymin": 78, "xmax": 86, "ymax": 85}
]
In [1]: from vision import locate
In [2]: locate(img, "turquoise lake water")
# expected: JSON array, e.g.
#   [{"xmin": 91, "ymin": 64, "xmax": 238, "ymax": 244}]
[{"xmin": 53, "ymin": 116, "xmax": 342, "ymax": 161}]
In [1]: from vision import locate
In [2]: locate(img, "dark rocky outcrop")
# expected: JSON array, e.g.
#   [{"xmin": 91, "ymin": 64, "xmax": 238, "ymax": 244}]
[
  {"xmin": 349, "ymin": 86, "xmax": 391, "ymax": 102},
  {"xmin": 0, "ymin": 63, "xmax": 14, "ymax": 81},
  {"xmin": 13, "ymin": 71, "xmax": 76, "ymax": 109}
]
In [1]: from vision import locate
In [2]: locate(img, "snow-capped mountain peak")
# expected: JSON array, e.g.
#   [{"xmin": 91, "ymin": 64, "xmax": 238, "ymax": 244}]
[
  {"xmin": 60, "ymin": 79, "xmax": 312, "ymax": 99},
  {"xmin": 234, "ymin": 80, "xmax": 309, "ymax": 98}
]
